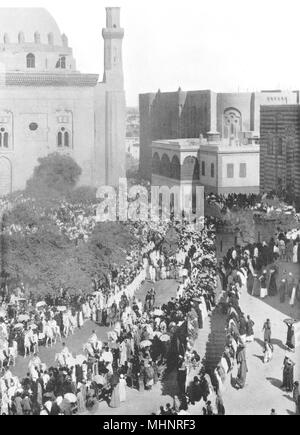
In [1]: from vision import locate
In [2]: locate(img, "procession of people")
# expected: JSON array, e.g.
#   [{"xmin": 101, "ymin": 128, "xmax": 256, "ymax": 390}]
[
  {"xmin": 0, "ymin": 215, "xmax": 219, "ymax": 415},
  {"xmin": 0, "ymin": 191, "xmax": 299, "ymax": 415}
]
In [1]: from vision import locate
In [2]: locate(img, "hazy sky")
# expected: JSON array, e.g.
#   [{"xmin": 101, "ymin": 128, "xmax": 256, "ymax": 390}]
[{"xmin": 2, "ymin": 0, "xmax": 300, "ymax": 106}]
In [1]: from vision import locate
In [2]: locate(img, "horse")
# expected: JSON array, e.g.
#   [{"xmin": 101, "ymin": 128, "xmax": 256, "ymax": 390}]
[
  {"xmin": 23, "ymin": 331, "xmax": 32, "ymax": 358},
  {"xmin": 62, "ymin": 312, "xmax": 70, "ymax": 338},
  {"xmin": 55, "ymin": 351, "xmax": 76, "ymax": 369},
  {"xmin": 44, "ymin": 322, "xmax": 54, "ymax": 348},
  {"xmin": 69, "ymin": 313, "xmax": 77, "ymax": 335},
  {"xmin": 49, "ymin": 319, "xmax": 62, "ymax": 344}
]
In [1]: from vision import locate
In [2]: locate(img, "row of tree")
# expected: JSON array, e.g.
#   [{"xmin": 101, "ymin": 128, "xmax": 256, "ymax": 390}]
[{"xmin": 0, "ymin": 153, "xmax": 138, "ymax": 295}]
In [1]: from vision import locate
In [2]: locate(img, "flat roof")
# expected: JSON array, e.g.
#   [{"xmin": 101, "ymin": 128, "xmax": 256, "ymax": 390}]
[{"xmin": 152, "ymin": 138, "xmax": 260, "ymax": 154}]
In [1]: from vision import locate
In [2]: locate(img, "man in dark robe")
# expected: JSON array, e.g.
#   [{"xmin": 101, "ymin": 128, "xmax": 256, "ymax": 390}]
[{"xmin": 188, "ymin": 376, "xmax": 202, "ymax": 404}]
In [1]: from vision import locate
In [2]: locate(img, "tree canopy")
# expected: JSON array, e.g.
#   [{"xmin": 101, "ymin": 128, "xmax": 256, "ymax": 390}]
[
  {"xmin": 26, "ymin": 153, "xmax": 82, "ymax": 199},
  {"xmin": 1, "ymin": 202, "xmax": 138, "ymax": 295}
]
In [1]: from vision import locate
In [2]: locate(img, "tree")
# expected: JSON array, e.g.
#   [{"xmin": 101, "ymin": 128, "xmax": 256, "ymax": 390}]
[
  {"xmin": 26, "ymin": 153, "xmax": 82, "ymax": 199},
  {"xmin": 88, "ymin": 222, "xmax": 139, "ymax": 267},
  {"xmin": 67, "ymin": 185, "xmax": 97, "ymax": 205},
  {"xmin": 1, "ymin": 201, "xmax": 140, "ymax": 295}
]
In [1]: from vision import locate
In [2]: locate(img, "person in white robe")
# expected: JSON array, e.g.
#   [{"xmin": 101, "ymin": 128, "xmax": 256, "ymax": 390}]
[{"xmin": 119, "ymin": 375, "xmax": 127, "ymax": 402}]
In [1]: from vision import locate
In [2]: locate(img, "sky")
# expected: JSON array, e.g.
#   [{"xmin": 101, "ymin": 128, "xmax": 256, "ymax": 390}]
[{"xmin": 1, "ymin": 0, "xmax": 300, "ymax": 106}]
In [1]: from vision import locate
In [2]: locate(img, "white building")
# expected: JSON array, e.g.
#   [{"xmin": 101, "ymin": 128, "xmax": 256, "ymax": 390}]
[
  {"xmin": 198, "ymin": 132, "xmax": 260, "ymax": 195},
  {"xmin": 151, "ymin": 131, "xmax": 260, "ymax": 199},
  {"xmin": 0, "ymin": 7, "xmax": 126, "ymax": 196}
]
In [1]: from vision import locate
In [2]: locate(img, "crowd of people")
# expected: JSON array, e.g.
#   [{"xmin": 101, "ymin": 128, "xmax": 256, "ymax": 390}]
[
  {"xmin": 206, "ymin": 192, "xmax": 297, "ymax": 216},
  {"xmin": 0, "ymin": 215, "xmax": 220, "ymax": 415},
  {"xmin": 157, "ymin": 195, "xmax": 300, "ymax": 416},
  {"xmin": 1, "ymin": 190, "xmax": 299, "ymax": 416}
]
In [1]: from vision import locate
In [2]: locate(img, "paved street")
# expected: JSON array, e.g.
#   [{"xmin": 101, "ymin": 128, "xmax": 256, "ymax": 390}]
[
  {"xmin": 11, "ymin": 276, "xmax": 300, "ymax": 415},
  {"xmin": 221, "ymin": 288, "xmax": 300, "ymax": 416}
]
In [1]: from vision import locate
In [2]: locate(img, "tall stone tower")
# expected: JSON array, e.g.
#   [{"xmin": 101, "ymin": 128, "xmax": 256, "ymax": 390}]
[{"xmin": 102, "ymin": 7, "xmax": 126, "ymax": 186}]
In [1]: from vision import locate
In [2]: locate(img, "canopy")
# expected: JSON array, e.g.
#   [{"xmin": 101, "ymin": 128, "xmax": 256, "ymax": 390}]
[
  {"xmin": 140, "ymin": 339, "xmax": 152, "ymax": 348},
  {"xmin": 64, "ymin": 393, "xmax": 77, "ymax": 403},
  {"xmin": 57, "ymin": 306, "xmax": 67, "ymax": 312},
  {"xmin": 153, "ymin": 309, "xmax": 164, "ymax": 316},
  {"xmin": 18, "ymin": 314, "xmax": 30, "ymax": 322},
  {"xmin": 93, "ymin": 375, "xmax": 105, "ymax": 385}
]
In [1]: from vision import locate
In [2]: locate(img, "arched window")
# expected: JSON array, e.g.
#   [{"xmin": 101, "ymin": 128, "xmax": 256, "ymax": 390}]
[
  {"xmin": 57, "ymin": 131, "xmax": 63, "ymax": 147},
  {"xmin": 171, "ymin": 155, "xmax": 180, "ymax": 179},
  {"xmin": 182, "ymin": 156, "xmax": 199, "ymax": 180},
  {"xmin": 152, "ymin": 153, "xmax": 161, "ymax": 175},
  {"xmin": 64, "ymin": 131, "xmax": 69, "ymax": 147},
  {"xmin": 3, "ymin": 132, "xmax": 8, "ymax": 148},
  {"xmin": 56, "ymin": 56, "xmax": 66, "ymax": 69},
  {"xmin": 211, "ymin": 163, "xmax": 215, "ymax": 178},
  {"xmin": 0, "ymin": 128, "xmax": 9, "ymax": 148},
  {"xmin": 57, "ymin": 128, "xmax": 71, "ymax": 148},
  {"xmin": 223, "ymin": 108, "xmax": 242, "ymax": 140},
  {"xmin": 26, "ymin": 53, "xmax": 35, "ymax": 68},
  {"xmin": 201, "ymin": 161, "xmax": 205, "ymax": 176},
  {"xmin": 161, "ymin": 154, "xmax": 171, "ymax": 178}
]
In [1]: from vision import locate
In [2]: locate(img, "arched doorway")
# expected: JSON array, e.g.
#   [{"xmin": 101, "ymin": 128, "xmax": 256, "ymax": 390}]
[
  {"xmin": 182, "ymin": 156, "xmax": 199, "ymax": 180},
  {"xmin": 0, "ymin": 157, "xmax": 12, "ymax": 196},
  {"xmin": 161, "ymin": 154, "xmax": 171, "ymax": 178},
  {"xmin": 171, "ymin": 155, "xmax": 180, "ymax": 179},
  {"xmin": 152, "ymin": 152, "xmax": 161, "ymax": 175}
]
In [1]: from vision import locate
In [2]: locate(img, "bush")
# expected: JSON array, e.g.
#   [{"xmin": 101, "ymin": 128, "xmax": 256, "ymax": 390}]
[
  {"xmin": 67, "ymin": 186, "xmax": 97, "ymax": 205},
  {"xmin": 26, "ymin": 153, "xmax": 82, "ymax": 198}
]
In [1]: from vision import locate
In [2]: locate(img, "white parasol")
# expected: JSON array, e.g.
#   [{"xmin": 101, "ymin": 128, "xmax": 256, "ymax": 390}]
[
  {"xmin": 153, "ymin": 309, "xmax": 164, "ymax": 316},
  {"xmin": 64, "ymin": 393, "xmax": 77, "ymax": 403},
  {"xmin": 160, "ymin": 334, "xmax": 171, "ymax": 342},
  {"xmin": 93, "ymin": 375, "xmax": 106, "ymax": 385},
  {"xmin": 18, "ymin": 314, "xmax": 30, "ymax": 322},
  {"xmin": 57, "ymin": 306, "xmax": 67, "ymax": 312},
  {"xmin": 36, "ymin": 301, "xmax": 46, "ymax": 308},
  {"xmin": 140, "ymin": 339, "xmax": 152, "ymax": 348},
  {"xmin": 13, "ymin": 323, "xmax": 24, "ymax": 329}
]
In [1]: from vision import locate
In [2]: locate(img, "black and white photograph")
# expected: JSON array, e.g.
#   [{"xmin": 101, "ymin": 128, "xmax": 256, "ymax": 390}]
[{"xmin": 0, "ymin": 0, "xmax": 299, "ymax": 418}]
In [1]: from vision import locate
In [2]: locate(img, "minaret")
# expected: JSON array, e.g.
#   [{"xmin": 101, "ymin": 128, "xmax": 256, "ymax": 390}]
[
  {"xmin": 102, "ymin": 7, "xmax": 124, "ymax": 90},
  {"xmin": 102, "ymin": 7, "xmax": 126, "ymax": 186}
]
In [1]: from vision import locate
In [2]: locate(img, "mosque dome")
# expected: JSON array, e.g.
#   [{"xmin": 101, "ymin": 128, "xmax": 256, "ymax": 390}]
[{"xmin": 0, "ymin": 8, "xmax": 63, "ymax": 46}]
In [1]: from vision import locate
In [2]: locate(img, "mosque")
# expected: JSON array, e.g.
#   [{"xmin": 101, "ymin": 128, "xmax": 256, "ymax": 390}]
[{"xmin": 0, "ymin": 7, "xmax": 126, "ymax": 196}]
